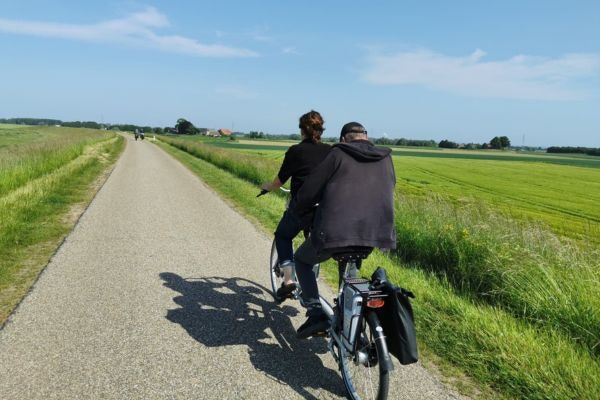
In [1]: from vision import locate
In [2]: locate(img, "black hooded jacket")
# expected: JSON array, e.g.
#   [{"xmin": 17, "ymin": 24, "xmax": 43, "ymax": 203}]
[{"xmin": 294, "ymin": 140, "xmax": 397, "ymax": 250}]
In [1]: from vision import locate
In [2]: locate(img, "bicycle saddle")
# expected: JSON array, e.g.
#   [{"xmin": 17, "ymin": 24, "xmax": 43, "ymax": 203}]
[{"xmin": 331, "ymin": 246, "xmax": 373, "ymax": 262}]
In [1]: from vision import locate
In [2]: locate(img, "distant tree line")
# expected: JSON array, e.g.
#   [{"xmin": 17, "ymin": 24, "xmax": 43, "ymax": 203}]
[
  {"xmin": 438, "ymin": 139, "xmax": 460, "ymax": 149},
  {"xmin": 547, "ymin": 147, "xmax": 600, "ymax": 156},
  {"xmin": 9, "ymin": 118, "xmax": 594, "ymax": 156},
  {"xmin": 0, "ymin": 118, "xmax": 62, "ymax": 125},
  {"xmin": 0, "ymin": 117, "xmax": 171, "ymax": 134},
  {"xmin": 61, "ymin": 121, "xmax": 103, "ymax": 129},
  {"xmin": 436, "ymin": 136, "xmax": 511, "ymax": 150},
  {"xmin": 373, "ymin": 137, "xmax": 437, "ymax": 147},
  {"xmin": 370, "ymin": 135, "xmax": 512, "ymax": 150}
]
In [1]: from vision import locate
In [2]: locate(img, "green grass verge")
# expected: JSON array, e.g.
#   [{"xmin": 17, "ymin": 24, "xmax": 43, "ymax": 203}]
[
  {"xmin": 0, "ymin": 133, "xmax": 124, "ymax": 324},
  {"xmin": 155, "ymin": 138, "xmax": 600, "ymax": 400}
]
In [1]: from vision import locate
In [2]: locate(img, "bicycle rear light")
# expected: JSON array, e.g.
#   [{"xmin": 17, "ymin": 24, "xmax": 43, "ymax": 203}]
[{"xmin": 366, "ymin": 298, "xmax": 385, "ymax": 308}]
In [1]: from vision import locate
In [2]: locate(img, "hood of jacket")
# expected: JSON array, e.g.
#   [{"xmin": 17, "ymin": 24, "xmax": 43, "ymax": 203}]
[{"xmin": 334, "ymin": 140, "xmax": 391, "ymax": 162}]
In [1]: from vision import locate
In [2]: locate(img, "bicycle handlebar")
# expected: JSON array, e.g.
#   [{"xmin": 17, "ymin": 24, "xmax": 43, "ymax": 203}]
[{"xmin": 256, "ymin": 186, "xmax": 290, "ymax": 197}]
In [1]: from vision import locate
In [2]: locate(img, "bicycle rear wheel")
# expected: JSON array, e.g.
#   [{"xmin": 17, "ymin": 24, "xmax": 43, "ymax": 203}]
[{"xmin": 339, "ymin": 311, "xmax": 390, "ymax": 400}]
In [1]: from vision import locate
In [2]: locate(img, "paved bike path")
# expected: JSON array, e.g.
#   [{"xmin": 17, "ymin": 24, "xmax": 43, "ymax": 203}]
[{"xmin": 0, "ymin": 136, "xmax": 462, "ymax": 399}]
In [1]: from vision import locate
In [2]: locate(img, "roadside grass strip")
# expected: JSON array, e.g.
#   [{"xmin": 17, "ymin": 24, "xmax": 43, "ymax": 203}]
[
  {"xmin": 0, "ymin": 133, "xmax": 124, "ymax": 323},
  {"xmin": 0, "ymin": 126, "xmax": 108, "ymax": 196},
  {"xmin": 156, "ymin": 137, "xmax": 600, "ymax": 400},
  {"xmin": 394, "ymin": 194, "xmax": 600, "ymax": 356}
]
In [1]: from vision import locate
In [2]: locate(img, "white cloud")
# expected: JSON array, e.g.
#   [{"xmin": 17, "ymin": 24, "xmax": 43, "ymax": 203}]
[
  {"xmin": 282, "ymin": 46, "xmax": 300, "ymax": 55},
  {"xmin": 363, "ymin": 48, "xmax": 600, "ymax": 100},
  {"xmin": 0, "ymin": 7, "xmax": 258, "ymax": 58}
]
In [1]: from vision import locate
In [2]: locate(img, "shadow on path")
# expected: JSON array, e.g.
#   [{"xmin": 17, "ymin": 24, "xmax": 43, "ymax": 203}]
[{"xmin": 159, "ymin": 272, "xmax": 345, "ymax": 399}]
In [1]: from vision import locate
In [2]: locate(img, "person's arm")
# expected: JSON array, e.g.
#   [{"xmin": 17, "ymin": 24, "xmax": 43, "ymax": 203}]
[
  {"xmin": 261, "ymin": 176, "xmax": 283, "ymax": 192},
  {"xmin": 294, "ymin": 152, "xmax": 338, "ymax": 216},
  {"xmin": 261, "ymin": 147, "xmax": 295, "ymax": 192}
]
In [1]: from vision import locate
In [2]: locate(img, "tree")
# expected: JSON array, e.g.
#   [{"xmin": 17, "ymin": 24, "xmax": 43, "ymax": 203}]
[
  {"xmin": 248, "ymin": 131, "xmax": 265, "ymax": 139},
  {"xmin": 439, "ymin": 139, "xmax": 459, "ymax": 149},
  {"xmin": 175, "ymin": 118, "xmax": 198, "ymax": 135},
  {"xmin": 490, "ymin": 136, "xmax": 511, "ymax": 149},
  {"xmin": 490, "ymin": 136, "xmax": 501, "ymax": 149},
  {"xmin": 374, "ymin": 137, "xmax": 394, "ymax": 145}
]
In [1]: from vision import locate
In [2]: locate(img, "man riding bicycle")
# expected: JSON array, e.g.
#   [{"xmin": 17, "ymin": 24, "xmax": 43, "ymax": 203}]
[{"xmin": 292, "ymin": 122, "xmax": 397, "ymax": 339}]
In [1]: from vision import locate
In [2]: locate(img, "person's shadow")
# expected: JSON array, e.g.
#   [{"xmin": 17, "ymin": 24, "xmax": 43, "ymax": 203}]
[{"xmin": 159, "ymin": 272, "xmax": 345, "ymax": 399}]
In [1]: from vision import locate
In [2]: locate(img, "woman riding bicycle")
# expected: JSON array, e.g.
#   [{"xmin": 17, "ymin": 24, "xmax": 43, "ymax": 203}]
[{"xmin": 261, "ymin": 110, "xmax": 331, "ymax": 302}]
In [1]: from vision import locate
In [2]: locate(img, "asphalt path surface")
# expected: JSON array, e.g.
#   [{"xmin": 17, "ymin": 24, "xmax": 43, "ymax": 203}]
[{"xmin": 0, "ymin": 136, "xmax": 463, "ymax": 399}]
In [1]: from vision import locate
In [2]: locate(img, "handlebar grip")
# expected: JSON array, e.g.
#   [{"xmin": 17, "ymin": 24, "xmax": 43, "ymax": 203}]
[{"xmin": 256, "ymin": 189, "xmax": 269, "ymax": 197}]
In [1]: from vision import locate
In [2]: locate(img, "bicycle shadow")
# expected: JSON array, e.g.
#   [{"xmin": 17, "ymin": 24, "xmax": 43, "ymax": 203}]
[{"xmin": 159, "ymin": 272, "xmax": 345, "ymax": 399}]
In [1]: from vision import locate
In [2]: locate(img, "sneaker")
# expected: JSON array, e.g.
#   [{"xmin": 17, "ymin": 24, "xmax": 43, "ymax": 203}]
[
  {"xmin": 275, "ymin": 282, "xmax": 296, "ymax": 303},
  {"xmin": 296, "ymin": 314, "xmax": 330, "ymax": 339}
]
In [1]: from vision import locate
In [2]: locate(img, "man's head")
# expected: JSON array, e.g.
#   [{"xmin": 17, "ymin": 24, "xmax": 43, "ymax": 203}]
[{"xmin": 339, "ymin": 122, "xmax": 367, "ymax": 142}]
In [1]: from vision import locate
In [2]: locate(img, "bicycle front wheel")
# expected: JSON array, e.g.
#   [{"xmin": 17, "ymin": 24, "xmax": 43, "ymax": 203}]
[{"xmin": 339, "ymin": 311, "xmax": 390, "ymax": 400}]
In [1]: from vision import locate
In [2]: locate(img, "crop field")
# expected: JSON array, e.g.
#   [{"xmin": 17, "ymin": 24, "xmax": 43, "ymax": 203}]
[
  {"xmin": 157, "ymin": 134, "xmax": 600, "ymax": 399},
  {"xmin": 0, "ymin": 124, "xmax": 124, "ymax": 322}
]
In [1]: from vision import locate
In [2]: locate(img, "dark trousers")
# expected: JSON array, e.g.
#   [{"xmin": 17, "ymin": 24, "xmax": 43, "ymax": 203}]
[
  {"xmin": 294, "ymin": 237, "xmax": 336, "ymax": 316},
  {"xmin": 295, "ymin": 238, "xmax": 367, "ymax": 316},
  {"xmin": 274, "ymin": 207, "xmax": 303, "ymax": 264}
]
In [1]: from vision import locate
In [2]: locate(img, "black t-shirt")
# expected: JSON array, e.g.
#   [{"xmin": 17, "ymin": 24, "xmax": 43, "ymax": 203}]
[{"xmin": 277, "ymin": 139, "xmax": 331, "ymax": 198}]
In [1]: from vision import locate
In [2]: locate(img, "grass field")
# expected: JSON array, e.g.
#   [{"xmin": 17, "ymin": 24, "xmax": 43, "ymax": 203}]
[
  {"xmin": 0, "ymin": 124, "xmax": 124, "ymax": 323},
  {"xmin": 156, "ymin": 134, "xmax": 600, "ymax": 399},
  {"xmin": 199, "ymin": 137, "xmax": 600, "ymax": 244}
]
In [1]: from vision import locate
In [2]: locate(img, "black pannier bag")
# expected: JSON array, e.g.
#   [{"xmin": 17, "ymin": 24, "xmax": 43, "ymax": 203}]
[{"xmin": 371, "ymin": 267, "xmax": 418, "ymax": 365}]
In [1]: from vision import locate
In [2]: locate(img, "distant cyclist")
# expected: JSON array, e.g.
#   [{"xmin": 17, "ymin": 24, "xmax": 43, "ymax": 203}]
[{"xmin": 261, "ymin": 110, "xmax": 331, "ymax": 302}]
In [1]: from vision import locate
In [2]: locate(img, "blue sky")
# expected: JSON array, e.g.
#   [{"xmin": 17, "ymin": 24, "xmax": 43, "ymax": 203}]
[{"xmin": 1, "ymin": 1, "xmax": 599, "ymax": 147}]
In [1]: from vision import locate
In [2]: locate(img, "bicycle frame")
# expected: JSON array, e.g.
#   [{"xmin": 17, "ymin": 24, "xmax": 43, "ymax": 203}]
[{"xmin": 327, "ymin": 259, "xmax": 394, "ymax": 373}]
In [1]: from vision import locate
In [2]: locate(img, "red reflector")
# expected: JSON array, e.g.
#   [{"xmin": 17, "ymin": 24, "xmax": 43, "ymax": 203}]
[{"xmin": 367, "ymin": 299, "xmax": 385, "ymax": 308}]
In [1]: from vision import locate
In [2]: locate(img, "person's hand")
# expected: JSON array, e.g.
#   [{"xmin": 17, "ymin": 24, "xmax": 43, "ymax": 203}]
[{"xmin": 261, "ymin": 182, "xmax": 272, "ymax": 192}]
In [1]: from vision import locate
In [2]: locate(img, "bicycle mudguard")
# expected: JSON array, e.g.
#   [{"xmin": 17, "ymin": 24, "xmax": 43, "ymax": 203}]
[{"xmin": 366, "ymin": 311, "xmax": 395, "ymax": 373}]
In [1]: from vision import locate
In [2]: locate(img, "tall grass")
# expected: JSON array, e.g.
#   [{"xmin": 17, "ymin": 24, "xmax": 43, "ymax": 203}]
[
  {"xmin": 0, "ymin": 127, "xmax": 124, "ymax": 322},
  {"xmin": 0, "ymin": 128, "xmax": 112, "ymax": 196},
  {"xmin": 159, "ymin": 135, "xmax": 278, "ymax": 186},
  {"xmin": 394, "ymin": 195, "xmax": 600, "ymax": 355},
  {"xmin": 156, "ymin": 138, "xmax": 600, "ymax": 399}
]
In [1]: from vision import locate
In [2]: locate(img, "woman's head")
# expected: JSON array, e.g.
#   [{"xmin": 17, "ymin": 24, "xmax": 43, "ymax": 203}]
[{"xmin": 299, "ymin": 110, "xmax": 325, "ymax": 143}]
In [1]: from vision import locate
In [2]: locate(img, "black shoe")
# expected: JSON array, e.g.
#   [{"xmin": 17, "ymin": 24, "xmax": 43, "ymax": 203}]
[
  {"xmin": 275, "ymin": 282, "xmax": 296, "ymax": 303},
  {"xmin": 296, "ymin": 314, "xmax": 330, "ymax": 339}
]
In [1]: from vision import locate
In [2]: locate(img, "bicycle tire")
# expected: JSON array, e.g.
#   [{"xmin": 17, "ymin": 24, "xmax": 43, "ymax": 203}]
[{"xmin": 338, "ymin": 311, "xmax": 390, "ymax": 400}]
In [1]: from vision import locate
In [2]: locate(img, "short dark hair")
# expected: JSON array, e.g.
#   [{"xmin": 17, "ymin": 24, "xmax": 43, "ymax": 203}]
[{"xmin": 339, "ymin": 122, "xmax": 367, "ymax": 141}]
